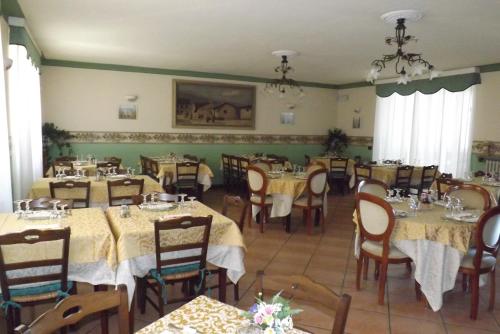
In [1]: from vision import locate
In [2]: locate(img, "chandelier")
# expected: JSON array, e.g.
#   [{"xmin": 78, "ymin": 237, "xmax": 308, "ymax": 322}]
[
  {"xmin": 367, "ymin": 10, "xmax": 438, "ymax": 85},
  {"xmin": 265, "ymin": 50, "xmax": 305, "ymax": 98}
]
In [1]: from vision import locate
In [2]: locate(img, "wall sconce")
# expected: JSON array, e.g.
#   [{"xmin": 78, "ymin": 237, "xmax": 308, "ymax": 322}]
[{"xmin": 125, "ymin": 95, "xmax": 138, "ymax": 102}]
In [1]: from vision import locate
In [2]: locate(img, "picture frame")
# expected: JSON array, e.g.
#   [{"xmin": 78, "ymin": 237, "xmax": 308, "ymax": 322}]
[
  {"xmin": 173, "ymin": 79, "xmax": 256, "ymax": 129},
  {"xmin": 118, "ymin": 104, "xmax": 137, "ymax": 120},
  {"xmin": 280, "ymin": 112, "xmax": 295, "ymax": 125}
]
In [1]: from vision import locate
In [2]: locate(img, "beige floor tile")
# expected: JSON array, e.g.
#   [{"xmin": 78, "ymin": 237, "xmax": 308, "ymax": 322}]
[{"xmin": 390, "ymin": 315, "xmax": 447, "ymax": 334}]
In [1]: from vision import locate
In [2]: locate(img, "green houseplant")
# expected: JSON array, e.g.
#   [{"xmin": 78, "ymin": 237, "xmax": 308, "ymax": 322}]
[
  {"xmin": 324, "ymin": 128, "xmax": 349, "ymax": 156},
  {"xmin": 42, "ymin": 122, "xmax": 74, "ymax": 170}
]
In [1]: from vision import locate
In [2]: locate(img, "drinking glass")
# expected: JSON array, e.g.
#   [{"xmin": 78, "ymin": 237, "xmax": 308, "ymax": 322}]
[
  {"xmin": 408, "ymin": 197, "xmax": 418, "ymax": 216},
  {"xmin": 394, "ymin": 188, "xmax": 402, "ymax": 201},
  {"xmin": 141, "ymin": 193, "xmax": 149, "ymax": 206},
  {"xmin": 188, "ymin": 196, "xmax": 196, "ymax": 209},
  {"xmin": 13, "ymin": 200, "xmax": 23, "ymax": 217},
  {"xmin": 178, "ymin": 193, "xmax": 188, "ymax": 209},
  {"xmin": 24, "ymin": 199, "xmax": 33, "ymax": 213}
]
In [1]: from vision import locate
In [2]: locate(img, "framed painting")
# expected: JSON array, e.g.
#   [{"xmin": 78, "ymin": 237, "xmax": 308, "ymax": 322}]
[{"xmin": 173, "ymin": 80, "xmax": 256, "ymax": 129}]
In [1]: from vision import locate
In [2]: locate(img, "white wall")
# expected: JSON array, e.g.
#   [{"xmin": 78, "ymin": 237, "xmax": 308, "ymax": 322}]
[
  {"xmin": 41, "ymin": 66, "xmax": 337, "ymax": 135},
  {"xmin": 336, "ymin": 72, "xmax": 500, "ymax": 142}
]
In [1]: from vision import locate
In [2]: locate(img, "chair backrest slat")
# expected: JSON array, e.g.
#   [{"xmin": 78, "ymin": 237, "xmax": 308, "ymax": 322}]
[
  {"xmin": 355, "ymin": 192, "xmax": 394, "ymax": 244},
  {"xmin": 395, "ymin": 165, "xmax": 414, "ymax": 188}
]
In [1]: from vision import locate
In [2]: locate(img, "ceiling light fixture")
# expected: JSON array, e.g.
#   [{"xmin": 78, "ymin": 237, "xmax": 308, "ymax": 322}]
[
  {"xmin": 367, "ymin": 10, "xmax": 438, "ymax": 85},
  {"xmin": 265, "ymin": 50, "xmax": 305, "ymax": 98}
]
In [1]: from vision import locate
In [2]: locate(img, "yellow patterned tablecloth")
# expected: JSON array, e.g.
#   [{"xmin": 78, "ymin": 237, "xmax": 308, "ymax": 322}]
[
  {"xmin": 136, "ymin": 295, "xmax": 308, "ymax": 334},
  {"xmin": 28, "ymin": 176, "xmax": 163, "ymax": 206},
  {"xmin": 106, "ymin": 202, "xmax": 245, "ymax": 262},
  {"xmin": 352, "ymin": 202, "xmax": 475, "ymax": 253},
  {"xmin": 267, "ymin": 174, "xmax": 308, "ymax": 199},
  {"xmin": 45, "ymin": 163, "xmax": 125, "ymax": 177},
  {"xmin": 0, "ymin": 208, "xmax": 117, "ymax": 269}
]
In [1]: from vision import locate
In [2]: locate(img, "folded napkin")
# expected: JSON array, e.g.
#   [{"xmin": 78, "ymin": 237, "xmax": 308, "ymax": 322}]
[{"xmin": 158, "ymin": 213, "xmax": 192, "ymax": 221}]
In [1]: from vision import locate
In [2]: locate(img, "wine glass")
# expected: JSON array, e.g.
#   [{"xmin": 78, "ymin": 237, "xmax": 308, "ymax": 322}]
[
  {"xmin": 394, "ymin": 188, "xmax": 402, "ymax": 201},
  {"xmin": 141, "ymin": 193, "xmax": 148, "ymax": 206},
  {"xmin": 386, "ymin": 189, "xmax": 394, "ymax": 199},
  {"xmin": 408, "ymin": 196, "xmax": 419, "ymax": 216},
  {"xmin": 24, "ymin": 199, "xmax": 33, "ymax": 214},
  {"xmin": 178, "ymin": 193, "xmax": 187, "ymax": 209},
  {"xmin": 188, "ymin": 196, "xmax": 196, "ymax": 209}
]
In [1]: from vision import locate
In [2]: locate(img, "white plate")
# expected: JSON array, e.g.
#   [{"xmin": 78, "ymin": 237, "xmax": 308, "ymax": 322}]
[
  {"xmin": 139, "ymin": 203, "xmax": 177, "ymax": 211},
  {"xmin": 107, "ymin": 174, "xmax": 128, "ymax": 179},
  {"xmin": 385, "ymin": 197, "xmax": 402, "ymax": 203},
  {"xmin": 23, "ymin": 211, "xmax": 54, "ymax": 220},
  {"xmin": 444, "ymin": 212, "xmax": 479, "ymax": 223},
  {"xmin": 393, "ymin": 209, "xmax": 408, "ymax": 218}
]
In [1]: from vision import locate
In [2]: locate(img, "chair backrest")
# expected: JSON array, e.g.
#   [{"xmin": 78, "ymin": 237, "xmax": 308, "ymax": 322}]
[
  {"xmin": 436, "ymin": 176, "xmax": 461, "ymax": 200},
  {"xmin": 355, "ymin": 192, "xmax": 395, "ymax": 248},
  {"xmin": 474, "ymin": 170, "xmax": 486, "ymax": 177},
  {"xmin": 471, "ymin": 206, "xmax": 500, "ymax": 271},
  {"xmin": 96, "ymin": 161, "xmax": 120, "ymax": 169},
  {"xmin": 221, "ymin": 154, "xmax": 231, "ymax": 175},
  {"xmin": 153, "ymin": 216, "xmax": 212, "ymax": 278},
  {"xmin": 15, "ymin": 285, "xmax": 129, "ymax": 334},
  {"xmin": 251, "ymin": 160, "xmax": 272, "ymax": 172},
  {"xmin": 354, "ymin": 164, "xmax": 372, "ymax": 185},
  {"xmin": 395, "ymin": 165, "xmax": 414, "ymax": 188},
  {"xmin": 306, "ymin": 162, "xmax": 326, "ymax": 174},
  {"xmin": 446, "ymin": 184, "xmax": 492, "ymax": 211},
  {"xmin": 149, "ymin": 160, "xmax": 160, "ymax": 179},
  {"xmin": 239, "ymin": 157, "xmax": 250, "ymax": 177},
  {"xmin": 107, "ymin": 178, "xmax": 145, "ymax": 206},
  {"xmin": 222, "ymin": 195, "xmax": 248, "ymax": 233},
  {"xmin": 304, "ymin": 168, "xmax": 328, "ymax": 206},
  {"xmin": 229, "ymin": 156, "xmax": 241, "ymax": 177},
  {"xmin": 247, "ymin": 165, "xmax": 268, "ymax": 204},
  {"xmin": 357, "ymin": 179, "xmax": 388, "ymax": 199},
  {"xmin": 49, "ymin": 181, "xmax": 91, "ymax": 208},
  {"xmin": 51, "ymin": 161, "xmax": 73, "ymax": 177},
  {"xmin": 176, "ymin": 162, "xmax": 200, "ymax": 190},
  {"xmin": 54, "ymin": 156, "xmax": 76, "ymax": 162},
  {"xmin": 330, "ymin": 158, "xmax": 348, "ymax": 177},
  {"xmin": 183, "ymin": 154, "xmax": 199, "ymax": 162},
  {"xmin": 419, "ymin": 165, "xmax": 439, "ymax": 191},
  {"xmin": 304, "ymin": 154, "xmax": 311, "ymax": 166},
  {"xmin": 103, "ymin": 156, "xmax": 122, "ymax": 165},
  {"xmin": 139, "ymin": 155, "xmax": 149, "ymax": 175},
  {"xmin": 0, "ymin": 228, "xmax": 71, "ymax": 304},
  {"xmin": 256, "ymin": 271, "xmax": 351, "ymax": 334}
]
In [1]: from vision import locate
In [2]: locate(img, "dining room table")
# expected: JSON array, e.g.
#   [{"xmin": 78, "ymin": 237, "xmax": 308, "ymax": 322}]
[
  {"xmin": 135, "ymin": 295, "xmax": 309, "ymax": 334},
  {"xmin": 0, "ymin": 208, "xmax": 117, "ymax": 289},
  {"xmin": 45, "ymin": 160, "xmax": 125, "ymax": 177},
  {"xmin": 148, "ymin": 156, "xmax": 214, "ymax": 191},
  {"xmin": 312, "ymin": 156, "xmax": 356, "ymax": 174},
  {"xmin": 352, "ymin": 198, "xmax": 478, "ymax": 311},
  {"xmin": 105, "ymin": 200, "xmax": 246, "ymax": 305},
  {"xmin": 349, "ymin": 164, "xmax": 430, "ymax": 188},
  {"xmin": 251, "ymin": 171, "xmax": 328, "ymax": 220},
  {"xmin": 28, "ymin": 175, "xmax": 164, "ymax": 208}
]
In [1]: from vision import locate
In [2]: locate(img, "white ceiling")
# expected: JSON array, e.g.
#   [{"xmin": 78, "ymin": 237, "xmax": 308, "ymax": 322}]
[{"xmin": 18, "ymin": 0, "xmax": 500, "ymax": 85}]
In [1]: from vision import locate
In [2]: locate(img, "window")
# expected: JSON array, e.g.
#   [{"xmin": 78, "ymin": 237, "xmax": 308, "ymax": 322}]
[{"xmin": 372, "ymin": 87, "xmax": 475, "ymax": 178}]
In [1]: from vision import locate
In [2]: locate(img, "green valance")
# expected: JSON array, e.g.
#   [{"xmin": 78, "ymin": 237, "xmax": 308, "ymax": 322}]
[
  {"xmin": 376, "ymin": 72, "xmax": 481, "ymax": 97},
  {"xmin": 9, "ymin": 25, "xmax": 41, "ymax": 68}
]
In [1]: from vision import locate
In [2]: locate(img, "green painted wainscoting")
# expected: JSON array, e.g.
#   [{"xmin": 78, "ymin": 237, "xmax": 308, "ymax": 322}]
[{"xmin": 60, "ymin": 143, "xmax": 325, "ymax": 185}]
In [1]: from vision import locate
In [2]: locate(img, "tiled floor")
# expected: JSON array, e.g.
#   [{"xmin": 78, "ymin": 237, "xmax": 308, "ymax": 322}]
[{"xmin": 2, "ymin": 188, "xmax": 500, "ymax": 333}]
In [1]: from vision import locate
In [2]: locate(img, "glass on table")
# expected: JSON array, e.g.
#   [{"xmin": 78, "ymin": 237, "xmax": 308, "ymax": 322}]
[
  {"xmin": 141, "ymin": 193, "xmax": 149, "ymax": 206},
  {"xmin": 188, "ymin": 196, "xmax": 196, "ymax": 209},
  {"xmin": 13, "ymin": 200, "xmax": 23, "ymax": 216},
  {"xmin": 408, "ymin": 196, "xmax": 419, "ymax": 216},
  {"xmin": 178, "ymin": 193, "xmax": 188, "ymax": 209}
]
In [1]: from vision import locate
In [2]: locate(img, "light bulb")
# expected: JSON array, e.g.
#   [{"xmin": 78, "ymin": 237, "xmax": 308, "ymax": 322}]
[
  {"xmin": 397, "ymin": 72, "xmax": 410, "ymax": 85},
  {"xmin": 411, "ymin": 63, "xmax": 426, "ymax": 77},
  {"xmin": 429, "ymin": 69, "xmax": 441, "ymax": 80}
]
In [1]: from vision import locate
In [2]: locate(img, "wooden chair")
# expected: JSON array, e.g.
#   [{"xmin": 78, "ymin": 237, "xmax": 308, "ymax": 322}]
[
  {"xmin": 149, "ymin": 160, "xmax": 160, "ymax": 182},
  {"xmin": 136, "ymin": 215, "xmax": 212, "ymax": 317},
  {"xmin": 207, "ymin": 195, "xmax": 249, "ymax": 301},
  {"xmin": 0, "ymin": 228, "xmax": 73, "ymax": 333},
  {"xmin": 103, "ymin": 156, "xmax": 122, "ymax": 165},
  {"xmin": 329, "ymin": 158, "xmax": 349, "ymax": 195},
  {"xmin": 355, "ymin": 192, "xmax": 413, "ymax": 305},
  {"xmin": 357, "ymin": 179, "xmax": 388, "ymax": 199},
  {"xmin": 96, "ymin": 161, "xmax": 120, "ymax": 169},
  {"xmin": 445, "ymin": 184, "xmax": 492, "ymax": 210},
  {"xmin": 229, "ymin": 155, "xmax": 241, "ymax": 191},
  {"xmin": 247, "ymin": 165, "xmax": 273, "ymax": 233},
  {"xmin": 412, "ymin": 165, "xmax": 438, "ymax": 195},
  {"xmin": 292, "ymin": 168, "xmax": 328, "ymax": 235},
  {"xmin": 107, "ymin": 178, "xmax": 145, "ymax": 206},
  {"xmin": 238, "ymin": 157, "xmax": 251, "ymax": 195},
  {"xmin": 139, "ymin": 155, "xmax": 149, "ymax": 175},
  {"xmin": 49, "ymin": 181, "xmax": 91, "ymax": 208},
  {"xmin": 221, "ymin": 154, "xmax": 232, "ymax": 191},
  {"xmin": 183, "ymin": 154, "xmax": 199, "ymax": 162},
  {"xmin": 51, "ymin": 161, "xmax": 73, "ymax": 177},
  {"xmin": 436, "ymin": 174, "xmax": 460, "ymax": 200},
  {"xmin": 354, "ymin": 164, "xmax": 372, "ymax": 186},
  {"xmin": 304, "ymin": 154, "xmax": 311, "ymax": 166},
  {"xmin": 15, "ymin": 285, "xmax": 129, "ymax": 334},
  {"xmin": 54, "ymin": 156, "xmax": 76, "ymax": 162},
  {"xmin": 256, "ymin": 271, "xmax": 351, "ymax": 334},
  {"xmin": 174, "ymin": 162, "xmax": 200, "ymax": 198},
  {"xmin": 458, "ymin": 206, "xmax": 500, "ymax": 319},
  {"xmin": 393, "ymin": 165, "xmax": 414, "ymax": 195}
]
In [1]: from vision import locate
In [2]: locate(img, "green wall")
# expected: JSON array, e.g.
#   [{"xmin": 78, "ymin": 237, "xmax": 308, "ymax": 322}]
[{"xmin": 53, "ymin": 143, "xmax": 325, "ymax": 185}]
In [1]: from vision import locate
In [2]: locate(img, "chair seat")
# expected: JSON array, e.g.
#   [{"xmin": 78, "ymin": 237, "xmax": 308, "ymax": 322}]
[
  {"xmin": 460, "ymin": 249, "xmax": 497, "ymax": 270},
  {"xmin": 293, "ymin": 195, "xmax": 323, "ymax": 207},
  {"xmin": 250, "ymin": 195, "xmax": 273, "ymax": 205},
  {"xmin": 361, "ymin": 240, "xmax": 408, "ymax": 259},
  {"xmin": 1, "ymin": 281, "xmax": 74, "ymax": 304},
  {"xmin": 148, "ymin": 263, "xmax": 200, "ymax": 282}
]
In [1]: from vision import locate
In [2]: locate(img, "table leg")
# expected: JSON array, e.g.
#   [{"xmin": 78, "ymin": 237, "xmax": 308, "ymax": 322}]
[{"xmin": 218, "ymin": 268, "xmax": 227, "ymax": 302}]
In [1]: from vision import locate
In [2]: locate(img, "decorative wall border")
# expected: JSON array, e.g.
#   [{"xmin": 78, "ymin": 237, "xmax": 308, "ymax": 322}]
[
  {"xmin": 472, "ymin": 140, "xmax": 500, "ymax": 156},
  {"xmin": 68, "ymin": 131, "xmax": 327, "ymax": 145}
]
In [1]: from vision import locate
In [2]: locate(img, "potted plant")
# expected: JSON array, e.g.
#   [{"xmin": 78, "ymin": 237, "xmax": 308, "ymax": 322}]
[
  {"xmin": 42, "ymin": 122, "xmax": 74, "ymax": 170},
  {"xmin": 324, "ymin": 128, "xmax": 349, "ymax": 156}
]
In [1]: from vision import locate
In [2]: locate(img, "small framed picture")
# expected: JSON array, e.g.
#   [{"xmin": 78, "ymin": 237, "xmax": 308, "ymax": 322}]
[
  {"xmin": 118, "ymin": 104, "xmax": 137, "ymax": 120},
  {"xmin": 280, "ymin": 112, "xmax": 295, "ymax": 125}
]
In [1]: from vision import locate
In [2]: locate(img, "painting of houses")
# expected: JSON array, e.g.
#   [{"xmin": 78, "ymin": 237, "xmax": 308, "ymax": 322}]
[{"xmin": 173, "ymin": 80, "xmax": 256, "ymax": 129}]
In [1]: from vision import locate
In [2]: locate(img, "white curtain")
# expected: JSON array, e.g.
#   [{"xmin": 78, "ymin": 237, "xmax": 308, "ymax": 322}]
[
  {"xmin": 7, "ymin": 45, "xmax": 43, "ymax": 202},
  {"xmin": 373, "ymin": 87, "xmax": 475, "ymax": 178},
  {"xmin": 0, "ymin": 26, "xmax": 13, "ymax": 212}
]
